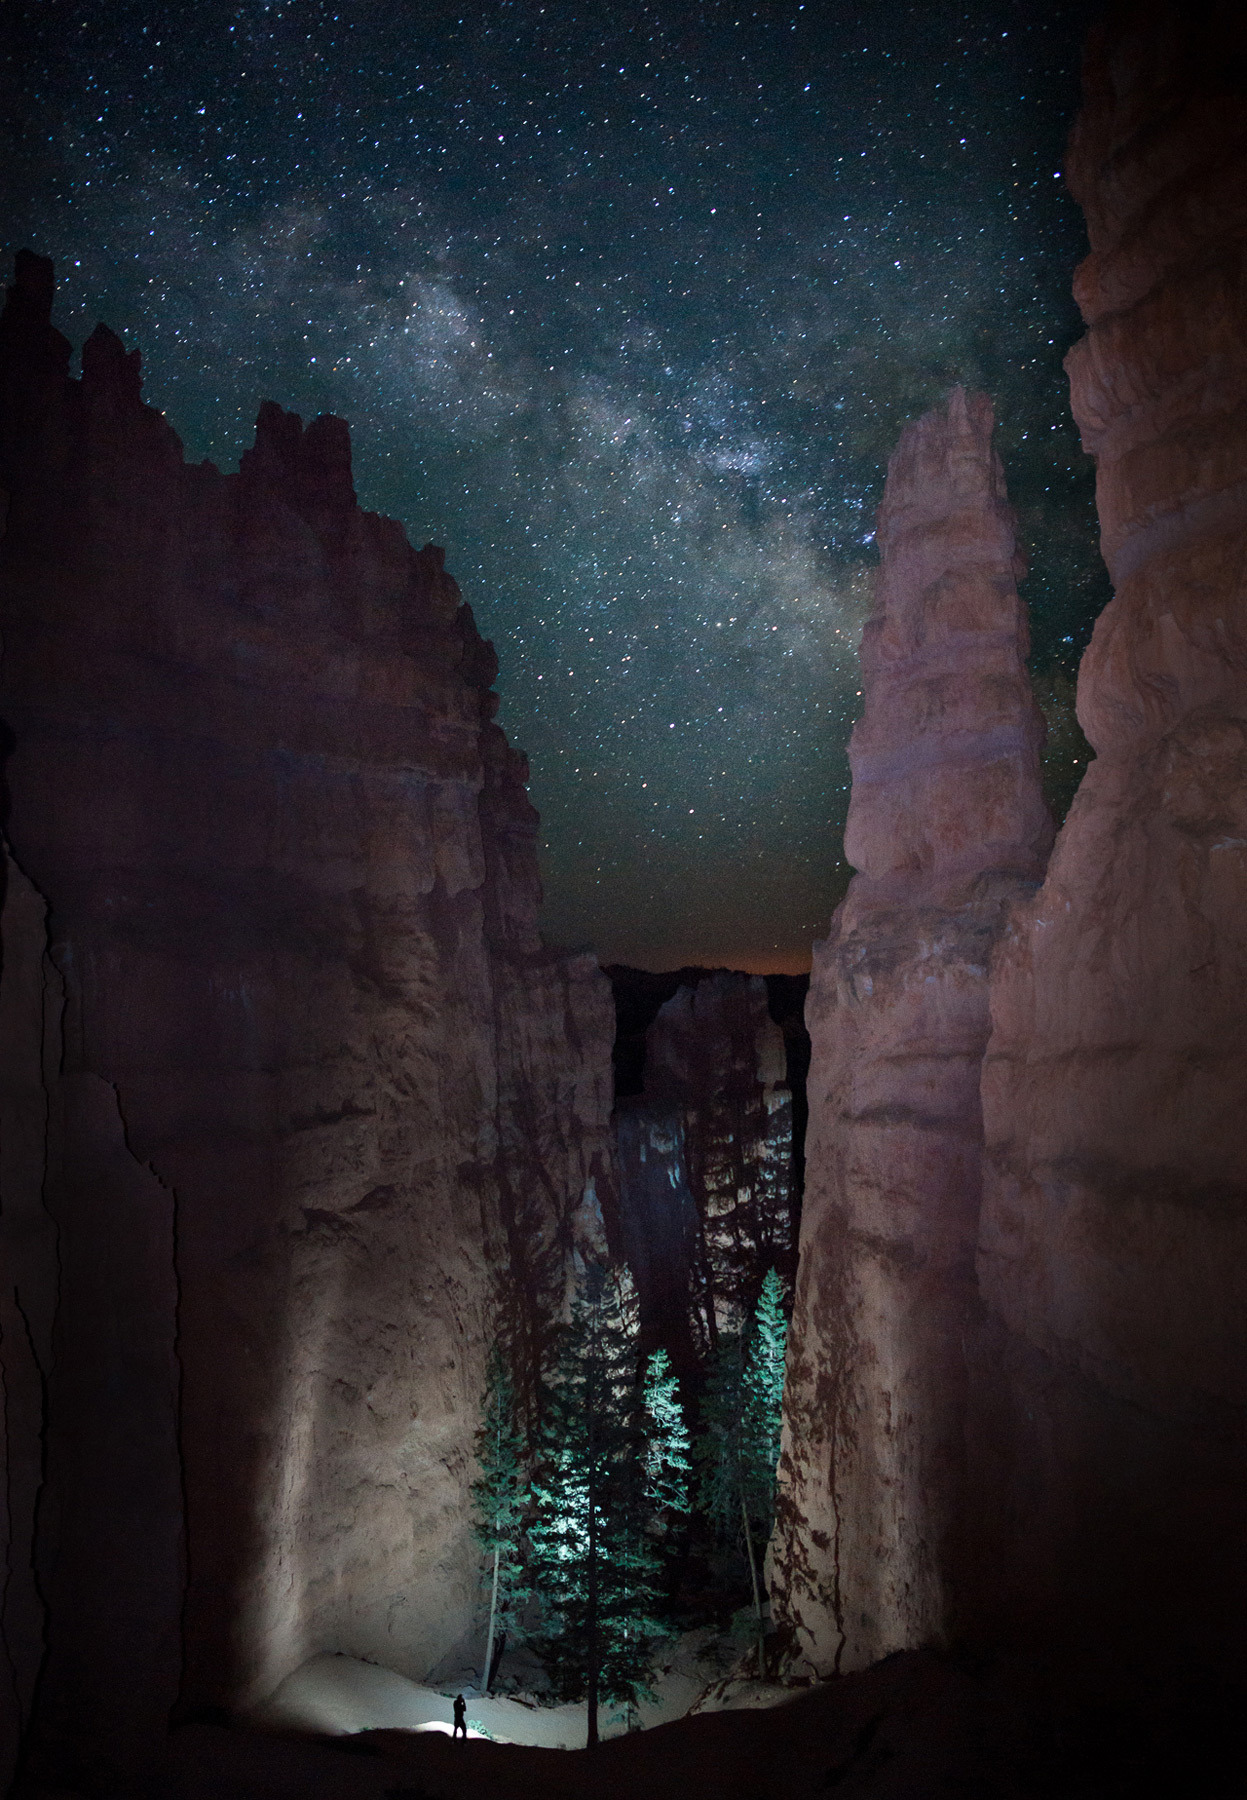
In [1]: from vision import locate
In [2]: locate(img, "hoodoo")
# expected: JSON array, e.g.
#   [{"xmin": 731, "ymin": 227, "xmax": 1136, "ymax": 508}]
[
  {"xmin": 0, "ymin": 252, "xmax": 614, "ymax": 1787},
  {"xmin": 771, "ymin": 387, "xmax": 1051, "ymax": 1676}
]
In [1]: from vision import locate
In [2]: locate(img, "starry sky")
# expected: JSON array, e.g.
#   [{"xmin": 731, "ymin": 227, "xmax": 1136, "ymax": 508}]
[{"xmin": 3, "ymin": 0, "xmax": 1105, "ymax": 972}]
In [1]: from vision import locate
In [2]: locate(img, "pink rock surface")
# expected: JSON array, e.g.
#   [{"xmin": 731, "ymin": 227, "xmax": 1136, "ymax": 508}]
[
  {"xmin": 771, "ymin": 389, "xmax": 1050, "ymax": 1676},
  {"xmin": 973, "ymin": 0, "xmax": 1247, "ymax": 1701},
  {"xmin": 0, "ymin": 254, "xmax": 613, "ymax": 1785}
]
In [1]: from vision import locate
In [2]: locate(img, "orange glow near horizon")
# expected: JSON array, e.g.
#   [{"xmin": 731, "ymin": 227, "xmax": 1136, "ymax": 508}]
[{"xmin": 614, "ymin": 948, "xmax": 814, "ymax": 978}]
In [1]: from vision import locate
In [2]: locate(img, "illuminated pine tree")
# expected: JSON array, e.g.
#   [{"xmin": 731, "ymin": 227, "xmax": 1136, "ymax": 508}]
[
  {"xmin": 741, "ymin": 1267, "xmax": 787, "ymax": 1533},
  {"xmin": 471, "ymin": 1340, "xmax": 530, "ymax": 1692},
  {"xmin": 641, "ymin": 1347, "xmax": 692, "ymax": 1530},
  {"xmin": 526, "ymin": 1266, "xmax": 678, "ymax": 1746}
]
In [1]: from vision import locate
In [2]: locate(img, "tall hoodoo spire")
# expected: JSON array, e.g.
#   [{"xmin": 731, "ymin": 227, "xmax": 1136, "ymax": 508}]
[{"xmin": 771, "ymin": 387, "xmax": 1050, "ymax": 1675}]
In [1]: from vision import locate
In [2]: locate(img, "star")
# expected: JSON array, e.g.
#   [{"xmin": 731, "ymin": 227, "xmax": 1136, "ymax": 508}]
[{"xmin": 1, "ymin": 0, "xmax": 1103, "ymax": 971}]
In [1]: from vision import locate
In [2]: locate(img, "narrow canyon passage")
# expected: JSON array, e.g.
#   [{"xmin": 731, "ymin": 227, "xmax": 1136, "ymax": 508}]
[{"xmin": 2, "ymin": 2, "xmax": 1246, "ymax": 1796}]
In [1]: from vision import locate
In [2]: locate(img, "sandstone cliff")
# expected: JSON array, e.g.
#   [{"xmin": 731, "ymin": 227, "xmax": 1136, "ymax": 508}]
[
  {"xmin": 0, "ymin": 252, "xmax": 614, "ymax": 1788},
  {"xmin": 771, "ymin": 388, "xmax": 1051, "ymax": 1676},
  {"xmin": 973, "ymin": 0, "xmax": 1247, "ymax": 1708}
]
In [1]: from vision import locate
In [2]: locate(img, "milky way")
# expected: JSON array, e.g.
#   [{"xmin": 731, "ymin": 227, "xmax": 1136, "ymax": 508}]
[{"xmin": 2, "ymin": 0, "xmax": 1104, "ymax": 970}]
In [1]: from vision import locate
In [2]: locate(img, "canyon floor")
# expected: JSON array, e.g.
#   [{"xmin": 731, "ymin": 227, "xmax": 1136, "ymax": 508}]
[
  {"xmin": 252, "ymin": 1628, "xmax": 778, "ymax": 1748},
  {"xmin": 34, "ymin": 1646, "xmax": 1234, "ymax": 1800},
  {"xmin": 99, "ymin": 1651, "xmax": 1034, "ymax": 1799}
]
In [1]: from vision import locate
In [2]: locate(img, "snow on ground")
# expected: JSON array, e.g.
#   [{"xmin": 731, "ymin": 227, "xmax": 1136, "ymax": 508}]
[
  {"xmin": 253, "ymin": 1628, "xmax": 785, "ymax": 1750},
  {"xmin": 253, "ymin": 1653, "xmax": 582, "ymax": 1746}
]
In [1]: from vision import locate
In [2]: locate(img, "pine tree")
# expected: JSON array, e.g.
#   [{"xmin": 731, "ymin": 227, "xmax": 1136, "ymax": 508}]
[
  {"xmin": 741, "ymin": 1267, "xmax": 787, "ymax": 1533},
  {"xmin": 526, "ymin": 1267, "xmax": 678, "ymax": 1746},
  {"xmin": 695, "ymin": 1331, "xmax": 747, "ymax": 1546},
  {"xmin": 641, "ymin": 1347, "xmax": 692, "ymax": 1529},
  {"xmin": 471, "ymin": 1340, "xmax": 529, "ymax": 1692},
  {"xmin": 695, "ymin": 1268, "xmax": 788, "ymax": 1670},
  {"xmin": 695, "ymin": 1332, "xmax": 764, "ymax": 1648}
]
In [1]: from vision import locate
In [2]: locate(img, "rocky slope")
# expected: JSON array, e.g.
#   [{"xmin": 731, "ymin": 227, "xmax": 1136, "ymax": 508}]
[
  {"xmin": 0, "ymin": 253, "xmax": 614, "ymax": 1789},
  {"xmin": 972, "ymin": 0, "xmax": 1247, "ymax": 1711},
  {"xmin": 771, "ymin": 388, "xmax": 1051, "ymax": 1676}
]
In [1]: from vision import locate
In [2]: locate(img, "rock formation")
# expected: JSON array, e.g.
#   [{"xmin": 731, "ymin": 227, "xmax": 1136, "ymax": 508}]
[
  {"xmin": 972, "ymin": 0, "xmax": 1247, "ymax": 1712},
  {"xmin": 771, "ymin": 389, "xmax": 1051, "ymax": 1676},
  {"xmin": 773, "ymin": 5, "xmax": 1247, "ymax": 1760},
  {"xmin": 610, "ymin": 972, "xmax": 799, "ymax": 1380},
  {"xmin": 0, "ymin": 253, "xmax": 614, "ymax": 1789}
]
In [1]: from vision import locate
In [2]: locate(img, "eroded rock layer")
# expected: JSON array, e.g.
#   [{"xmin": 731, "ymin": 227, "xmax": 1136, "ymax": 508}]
[
  {"xmin": 0, "ymin": 253, "xmax": 613, "ymax": 1787},
  {"xmin": 772, "ymin": 389, "xmax": 1050, "ymax": 1676},
  {"xmin": 973, "ymin": 1, "xmax": 1247, "ymax": 1704}
]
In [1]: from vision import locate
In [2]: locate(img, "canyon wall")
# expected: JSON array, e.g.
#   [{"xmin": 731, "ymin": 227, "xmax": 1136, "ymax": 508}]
[
  {"xmin": 611, "ymin": 972, "xmax": 797, "ymax": 1380},
  {"xmin": 771, "ymin": 389, "xmax": 1052, "ymax": 1676},
  {"xmin": 0, "ymin": 253, "xmax": 614, "ymax": 1788},
  {"xmin": 774, "ymin": 0, "xmax": 1247, "ymax": 1738},
  {"xmin": 971, "ymin": 0, "xmax": 1247, "ymax": 1708}
]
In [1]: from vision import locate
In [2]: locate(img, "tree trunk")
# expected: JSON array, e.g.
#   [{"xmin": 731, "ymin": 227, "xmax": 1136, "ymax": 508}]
[
  {"xmin": 587, "ymin": 1339, "xmax": 599, "ymax": 1748},
  {"xmin": 587, "ymin": 1529, "xmax": 599, "ymax": 1747},
  {"xmin": 741, "ymin": 1490, "xmax": 765, "ymax": 1676},
  {"xmin": 489, "ymin": 1628, "xmax": 507, "ymax": 1691},
  {"xmin": 484, "ymin": 1544, "xmax": 500, "ymax": 1693}
]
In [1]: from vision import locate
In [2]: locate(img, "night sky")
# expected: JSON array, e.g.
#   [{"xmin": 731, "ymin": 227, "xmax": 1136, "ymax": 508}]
[{"xmin": 2, "ymin": 0, "xmax": 1104, "ymax": 972}]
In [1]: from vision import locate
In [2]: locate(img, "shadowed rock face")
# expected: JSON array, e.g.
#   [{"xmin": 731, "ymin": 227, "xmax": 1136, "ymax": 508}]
[
  {"xmin": 0, "ymin": 252, "xmax": 613, "ymax": 1787},
  {"xmin": 771, "ymin": 388, "xmax": 1050, "ymax": 1677},
  {"xmin": 972, "ymin": 0, "xmax": 1247, "ymax": 1707},
  {"xmin": 610, "ymin": 972, "xmax": 798, "ymax": 1381}
]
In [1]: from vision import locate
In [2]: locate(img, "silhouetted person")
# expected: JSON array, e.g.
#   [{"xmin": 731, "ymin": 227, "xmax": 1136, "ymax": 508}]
[{"xmin": 452, "ymin": 1692, "xmax": 467, "ymax": 1739}]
